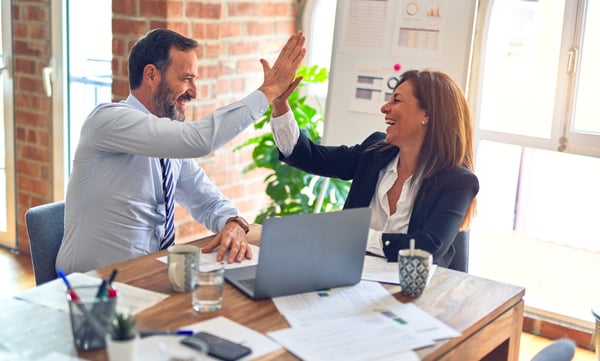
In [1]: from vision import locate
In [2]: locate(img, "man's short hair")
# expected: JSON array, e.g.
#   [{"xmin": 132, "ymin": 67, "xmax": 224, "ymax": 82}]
[{"xmin": 128, "ymin": 28, "xmax": 198, "ymax": 90}]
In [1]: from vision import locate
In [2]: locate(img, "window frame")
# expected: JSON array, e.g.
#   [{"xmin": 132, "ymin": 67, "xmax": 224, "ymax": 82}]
[
  {"xmin": 470, "ymin": 0, "xmax": 600, "ymax": 159},
  {"xmin": 0, "ymin": 0, "xmax": 17, "ymax": 249}
]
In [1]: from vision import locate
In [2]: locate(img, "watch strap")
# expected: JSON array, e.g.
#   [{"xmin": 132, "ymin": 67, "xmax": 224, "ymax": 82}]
[{"xmin": 226, "ymin": 216, "xmax": 250, "ymax": 234}]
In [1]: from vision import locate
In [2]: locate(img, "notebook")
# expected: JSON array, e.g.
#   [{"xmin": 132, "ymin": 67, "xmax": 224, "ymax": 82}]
[{"xmin": 224, "ymin": 207, "xmax": 372, "ymax": 300}]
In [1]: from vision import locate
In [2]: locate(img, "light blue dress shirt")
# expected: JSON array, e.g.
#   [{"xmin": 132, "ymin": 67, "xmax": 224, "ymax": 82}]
[{"xmin": 56, "ymin": 91, "xmax": 268, "ymax": 273}]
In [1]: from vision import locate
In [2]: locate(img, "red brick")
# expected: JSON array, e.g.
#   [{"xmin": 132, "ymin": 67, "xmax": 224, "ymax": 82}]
[
  {"xmin": 192, "ymin": 23, "xmax": 220, "ymax": 40},
  {"xmin": 246, "ymin": 22, "xmax": 274, "ymax": 36},
  {"xmin": 228, "ymin": 3, "xmax": 259, "ymax": 17},
  {"xmin": 165, "ymin": 22, "xmax": 191, "ymax": 37},
  {"xmin": 15, "ymin": 110, "xmax": 47, "ymax": 127},
  {"xmin": 236, "ymin": 58, "xmax": 260, "ymax": 74},
  {"xmin": 29, "ymin": 23, "xmax": 48, "ymax": 40},
  {"xmin": 112, "ymin": 18, "xmax": 148, "ymax": 37},
  {"xmin": 229, "ymin": 41, "xmax": 259, "ymax": 56},
  {"xmin": 21, "ymin": 144, "xmax": 51, "ymax": 163},
  {"xmin": 21, "ymin": 5, "xmax": 48, "ymax": 22},
  {"xmin": 16, "ymin": 159, "xmax": 41, "ymax": 178},
  {"xmin": 259, "ymin": 3, "xmax": 289, "ymax": 17},
  {"xmin": 205, "ymin": 43, "xmax": 220, "ymax": 59},
  {"xmin": 139, "ymin": 1, "xmax": 167, "ymax": 17},
  {"xmin": 112, "ymin": 0, "xmax": 137, "ymax": 16},
  {"xmin": 275, "ymin": 20, "xmax": 296, "ymax": 35},
  {"xmin": 220, "ymin": 22, "xmax": 242, "ymax": 38},
  {"xmin": 26, "ymin": 129, "xmax": 36, "ymax": 143},
  {"xmin": 18, "ymin": 176, "xmax": 51, "ymax": 195},
  {"xmin": 187, "ymin": 3, "xmax": 222, "ymax": 20},
  {"xmin": 13, "ymin": 23, "xmax": 27, "ymax": 38}
]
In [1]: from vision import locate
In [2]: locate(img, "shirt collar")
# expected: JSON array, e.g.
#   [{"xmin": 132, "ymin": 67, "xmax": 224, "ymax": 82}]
[
  {"xmin": 124, "ymin": 93, "xmax": 151, "ymax": 114},
  {"xmin": 384, "ymin": 153, "xmax": 400, "ymax": 176}
]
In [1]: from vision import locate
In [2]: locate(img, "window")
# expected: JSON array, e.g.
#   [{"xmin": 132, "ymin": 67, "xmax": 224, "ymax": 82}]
[
  {"xmin": 50, "ymin": 0, "xmax": 112, "ymax": 197},
  {"xmin": 306, "ymin": 0, "xmax": 600, "ymax": 326},
  {"xmin": 469, "ymin": 0, "xmax": 600, "ymax": 326},
  {"xmin": 301, "ymin": 0, "xmax": 337, "ymax": 100}
]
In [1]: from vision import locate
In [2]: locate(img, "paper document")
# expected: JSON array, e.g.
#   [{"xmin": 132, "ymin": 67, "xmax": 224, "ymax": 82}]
[
  {"xmin": 157, "ymin": 244, "xmax": 260, "ymax": 271},
  {"xmin": 137, "ymin": 316, "xmax": 281, "ymax": 361},
  {"xmin": 15, "ymin": 272, "xmax": 168, "ymax": 315},
  {"xmin": 361, "ymin": 255, "xmax": 437, "ymax": 285},
  {"xmin": 272, "ymin": 280, "xmax": 400, "ymax": 327},
  {"xmin": 269, "ymin": 280, "xmax": 459, "ymax": 360},
  {"xmin": 268, "ymin": 316, "xmax": 426, "ymax": 361}
]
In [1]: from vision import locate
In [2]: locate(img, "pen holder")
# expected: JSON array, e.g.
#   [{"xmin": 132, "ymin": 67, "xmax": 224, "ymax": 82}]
[{"xmin": 67, "ymin": 285, "xmax": 116, "ymax": 350}]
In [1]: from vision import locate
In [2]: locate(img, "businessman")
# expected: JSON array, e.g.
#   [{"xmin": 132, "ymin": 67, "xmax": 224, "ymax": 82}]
[{"xmin": 56, "ymin": 29, "xmax": 306, "ymax": 273}]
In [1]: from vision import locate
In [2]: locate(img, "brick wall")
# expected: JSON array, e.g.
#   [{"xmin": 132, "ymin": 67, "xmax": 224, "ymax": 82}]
[
  {"xmin": 13, "ymin": 0, "xmax": 299, "ymax": 253},
  {"xmin": 13, "ymin": 0, "xmax": 53, "ymax": 255}
]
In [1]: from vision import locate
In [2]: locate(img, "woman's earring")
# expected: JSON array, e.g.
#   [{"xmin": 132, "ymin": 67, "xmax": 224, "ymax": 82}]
[{"xmin": 421, "ymin": 120, "xmax": 427, "ymax": 125}]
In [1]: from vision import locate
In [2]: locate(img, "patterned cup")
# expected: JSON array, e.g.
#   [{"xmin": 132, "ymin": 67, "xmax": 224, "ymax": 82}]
[
  {"xmin": 167, "ymin": 245, "xmax": 200, "ymax": 292},
  {"xmin": 398, "ymin": 248, "xmax": 433, "ymax": 297}
]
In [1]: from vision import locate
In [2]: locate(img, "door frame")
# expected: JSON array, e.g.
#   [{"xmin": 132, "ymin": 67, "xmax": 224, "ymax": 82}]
[{"xmin": 0, "ymin": 0, "xmax": 17, "ymax": 249}]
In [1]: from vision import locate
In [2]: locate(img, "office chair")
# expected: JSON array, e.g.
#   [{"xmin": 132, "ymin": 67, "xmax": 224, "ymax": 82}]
[
  {"xmin": 531, "ymin": 338, "xmax": 576, "ymax": 361},
  {"xmin": 448, "ymin": 231, "xmax": 469, "ymax": 273},
  {"xmin": 25, "ymin": 201, "xmax": 65, "ymax": 285}
]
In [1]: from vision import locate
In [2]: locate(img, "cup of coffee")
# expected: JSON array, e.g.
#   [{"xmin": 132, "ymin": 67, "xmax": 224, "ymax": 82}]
[
  {"xmin": 167, "ymin": 245, "xmax": 200, "ymax": 292},
  {"xmin": 398, "ymin": 239, "xmax": 433, "ymax": 297}
]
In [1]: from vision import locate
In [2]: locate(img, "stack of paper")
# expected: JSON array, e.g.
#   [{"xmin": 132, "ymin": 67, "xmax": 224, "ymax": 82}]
[
  {"xmin": 15, "ymin": 272, "xmax": 168, "ymax": 315},
  {"xmin": 268, "ymin": 280, "xmax": 459, "ymax": 361}
]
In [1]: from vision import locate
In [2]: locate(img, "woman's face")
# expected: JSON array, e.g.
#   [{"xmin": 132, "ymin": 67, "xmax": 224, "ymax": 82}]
[{"xmin": 380, "ymin": 80, "xmax": 428, "ymax": 148}]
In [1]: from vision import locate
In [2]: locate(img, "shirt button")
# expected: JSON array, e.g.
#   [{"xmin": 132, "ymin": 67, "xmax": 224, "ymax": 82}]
[{"xmin": 384, "ymin": 240, "xmax": 390, "ymax": 247}]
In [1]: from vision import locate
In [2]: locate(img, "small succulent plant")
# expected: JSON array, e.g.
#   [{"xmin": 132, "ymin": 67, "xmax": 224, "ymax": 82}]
[{"xmin": 109, "ymin": 311, "xmax": 137, "ymax": 341}]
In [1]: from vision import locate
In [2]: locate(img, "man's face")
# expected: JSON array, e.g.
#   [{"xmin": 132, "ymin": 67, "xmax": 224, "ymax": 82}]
[{"xmin": 152, "ymin": 48, "xmax": 198, "ymax": 121}]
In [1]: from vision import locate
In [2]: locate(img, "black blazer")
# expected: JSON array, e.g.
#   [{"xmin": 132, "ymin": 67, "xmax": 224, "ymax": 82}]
[{"xmin": 279, "ymin": 131, "xmax": 479, "ymax": 268}]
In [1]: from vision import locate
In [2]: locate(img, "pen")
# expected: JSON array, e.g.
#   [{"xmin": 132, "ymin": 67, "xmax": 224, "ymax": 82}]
[
  {"xmin": 57, "ymin": 269, "xmax": 80, "ymax": 301},
  {"xmin": 95, "ymin": 279, "xmax": 107, "ymax": 299},
  {"xmin": 107, "ymin": 269, "xmax": 118, "ymax": 286},
  {"xmin": 139, "ymin": 329, "xmax": 194, "ymax": 338},
  {"xmin": 57, "ymin": 269, "xmax": 108, "ymax": 336}
]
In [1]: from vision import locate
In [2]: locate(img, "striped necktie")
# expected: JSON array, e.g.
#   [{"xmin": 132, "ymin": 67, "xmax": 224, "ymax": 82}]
[{"xmin": 159, "ymin": 158, "xmax": 175, "ymax": 249}]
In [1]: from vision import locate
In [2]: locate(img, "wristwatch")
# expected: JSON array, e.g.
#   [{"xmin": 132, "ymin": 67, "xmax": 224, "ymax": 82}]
[{"xmin": 226, "ymin": 216, "xmax": 250, "ymax": 234}]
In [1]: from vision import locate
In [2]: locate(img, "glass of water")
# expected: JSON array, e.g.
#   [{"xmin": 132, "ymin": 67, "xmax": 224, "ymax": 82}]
[{"xmin": 192, "ymin": 261, "xmax": 225, "ymax": 312}]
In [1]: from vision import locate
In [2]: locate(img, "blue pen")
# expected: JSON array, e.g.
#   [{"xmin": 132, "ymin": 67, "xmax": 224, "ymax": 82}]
[
  {"xmin": 139, "ymin": 329, "xmax": 194, "ymax": 338},
  {"xmin": 57, "ymin": 269, "xmax": 72, "ymax": 289}
]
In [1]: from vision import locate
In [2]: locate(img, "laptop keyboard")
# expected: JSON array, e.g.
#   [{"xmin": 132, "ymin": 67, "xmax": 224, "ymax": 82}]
[{"xmin": 238, "ymin": 278, "xmax": 256, "ymax": 291}]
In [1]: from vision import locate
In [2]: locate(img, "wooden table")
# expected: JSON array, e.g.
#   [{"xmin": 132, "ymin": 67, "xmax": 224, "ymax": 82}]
[{"xmin": 2, "ymin": 224, "xmax": 525, "ymax": 360}]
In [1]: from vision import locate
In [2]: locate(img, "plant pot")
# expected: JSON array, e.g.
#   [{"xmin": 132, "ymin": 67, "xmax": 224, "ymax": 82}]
[{"xmin": 105, "ymin": 333, "xmax": 139, "ymax": 361}]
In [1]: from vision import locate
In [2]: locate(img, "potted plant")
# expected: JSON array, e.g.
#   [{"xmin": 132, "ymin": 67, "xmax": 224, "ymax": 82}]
[
  {"xmin": 234, "ymin": 65, "xmax": 350, "ymax": 223},
  {"xmin": 105, "ymin": 311, "xmax": 139, "ymax": 361}
]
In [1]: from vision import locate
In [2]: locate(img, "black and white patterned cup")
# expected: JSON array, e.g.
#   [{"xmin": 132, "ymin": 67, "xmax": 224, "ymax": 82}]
[{"xmin": 398, "ymin": 248, "xmax": 433, "ymax": 297}]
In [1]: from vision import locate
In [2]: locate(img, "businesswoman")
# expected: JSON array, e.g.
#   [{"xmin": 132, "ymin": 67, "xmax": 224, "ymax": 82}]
[{"xmin": 269, "ymin": 69, "xmax": 478, "ymax": 269}]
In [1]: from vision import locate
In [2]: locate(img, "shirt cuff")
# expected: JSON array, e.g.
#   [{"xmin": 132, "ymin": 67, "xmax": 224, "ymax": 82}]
[
  {"xmin": 366, "ymin": 228, "xmax": 385, "ymax": 257},
  {"xmin": 243, "ymin": 90, "xmax": 270, "ymax": 119},
  {"xmin": 270, "ymin": 109, "xmax": 299, "ymax": 157}
]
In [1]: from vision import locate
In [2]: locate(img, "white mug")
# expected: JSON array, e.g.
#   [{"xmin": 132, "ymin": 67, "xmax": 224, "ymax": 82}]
[{"xmin": 167, "ymin": 245, "xmax": 200, "ymax": 292}]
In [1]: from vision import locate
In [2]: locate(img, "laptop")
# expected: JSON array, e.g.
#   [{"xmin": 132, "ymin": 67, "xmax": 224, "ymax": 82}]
[{"xmin": 225, "ymin": 207, "xmax": 372, "ymax": 300}]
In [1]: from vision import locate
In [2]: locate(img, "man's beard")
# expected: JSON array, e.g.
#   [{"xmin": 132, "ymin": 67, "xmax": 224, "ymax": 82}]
[{"xmin": 153, "ymin": 79, "xmax": 185, "ymax": 121}]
